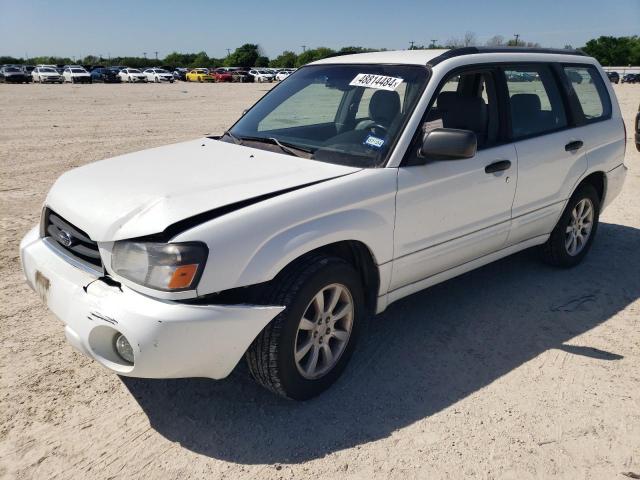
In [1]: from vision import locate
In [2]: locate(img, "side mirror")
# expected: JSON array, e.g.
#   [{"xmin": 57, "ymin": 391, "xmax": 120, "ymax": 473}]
[{"xmin": 419, "ymin": 128, "xmax": 477, "ymax": 161}]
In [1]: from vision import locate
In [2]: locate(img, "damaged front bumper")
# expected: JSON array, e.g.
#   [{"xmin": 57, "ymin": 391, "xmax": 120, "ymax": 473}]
[{"xmin": 20, "ymin": 226, "xmax": 283, "ymax": 379}]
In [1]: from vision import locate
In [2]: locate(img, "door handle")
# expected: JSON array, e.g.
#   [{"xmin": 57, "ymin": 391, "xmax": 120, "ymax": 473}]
[
  {"xmin": 485, "ymin": 160, "xmax": 511, "ymax": 174},
  {"xmin": 565, "ymin": 140, "xmax": 584, "ymax": 152}
]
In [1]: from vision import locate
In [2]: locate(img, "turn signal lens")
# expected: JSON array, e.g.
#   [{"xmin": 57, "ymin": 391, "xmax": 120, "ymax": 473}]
[{"xmin": 168, "ymin": 264, "xmax": 199, "ymax": 289}]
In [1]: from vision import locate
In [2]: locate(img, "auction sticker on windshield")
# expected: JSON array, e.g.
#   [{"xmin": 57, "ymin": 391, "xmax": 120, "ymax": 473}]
[{"xmin": 349, "ymin": 74, "xmax": 403, "ymax": 91}]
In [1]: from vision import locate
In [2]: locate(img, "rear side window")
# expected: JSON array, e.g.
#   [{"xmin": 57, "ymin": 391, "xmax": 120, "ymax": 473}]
[
  {"xmin": 503, "ymin": 65, "xmax": 567, "ymax": 139},
  {"xmin": 563, "ymin": 65, "xmax": 611, "ymax": 122}
]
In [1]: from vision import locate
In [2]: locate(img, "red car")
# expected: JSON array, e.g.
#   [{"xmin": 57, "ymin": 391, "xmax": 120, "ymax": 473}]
[{"xmin": 212, "ymin": 68, "xmax": 233, "ymax": 82}]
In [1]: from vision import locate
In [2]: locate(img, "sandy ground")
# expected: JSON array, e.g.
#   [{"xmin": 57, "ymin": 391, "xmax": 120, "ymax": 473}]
[{"xmin": 0, "ymin": 82, "xmax": 639, "ymax": 480}]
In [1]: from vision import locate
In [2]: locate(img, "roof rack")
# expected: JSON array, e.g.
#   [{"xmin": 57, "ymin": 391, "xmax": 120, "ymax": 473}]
[{"xmin": 428, "ymin": 47, "xmax": 588, "ymax": 66}]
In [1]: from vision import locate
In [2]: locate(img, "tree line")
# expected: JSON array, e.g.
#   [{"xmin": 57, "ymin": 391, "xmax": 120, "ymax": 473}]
[{"xmin": 1, "ymin": 36, "xmax": 638, "ymax": 69}]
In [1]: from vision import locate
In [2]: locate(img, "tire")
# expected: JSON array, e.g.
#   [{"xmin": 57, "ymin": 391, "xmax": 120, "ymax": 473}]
[
  {"xmin": 246, "ymin": 255, "xmax": 365, "ymax": 400},
  {"xmin": 541, "ymin": 183, "xmax": 600, "ymax": 267}
]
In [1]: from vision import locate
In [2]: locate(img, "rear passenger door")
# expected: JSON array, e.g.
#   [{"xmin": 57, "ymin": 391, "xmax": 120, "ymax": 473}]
[{"xmin": 502, "ymin": 63, "xmax": 588, "ymax": 246}]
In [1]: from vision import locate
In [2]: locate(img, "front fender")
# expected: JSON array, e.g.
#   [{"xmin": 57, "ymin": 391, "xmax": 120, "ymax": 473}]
[
  {"xmin": 174, "ymin": 169, "xmax": 398, "ymax": 296},
  {"xmin": 237, "ymin": 208, "xmax": 387, "ymax": 288}
]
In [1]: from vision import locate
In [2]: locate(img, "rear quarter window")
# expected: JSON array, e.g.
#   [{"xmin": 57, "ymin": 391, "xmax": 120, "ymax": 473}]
[{"xmin": 563, "ymin": 65, "xmax": 612, "ymax": 123}]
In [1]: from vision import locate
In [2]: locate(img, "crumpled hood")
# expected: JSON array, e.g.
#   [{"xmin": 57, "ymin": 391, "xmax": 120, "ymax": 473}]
[{"xmin": 46, "ymin": 138, "xmax": 360, "ymax": 241}]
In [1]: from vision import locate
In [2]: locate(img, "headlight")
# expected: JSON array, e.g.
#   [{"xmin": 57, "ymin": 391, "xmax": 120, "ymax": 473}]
[{"xmin": 111, "ymin": 241, "xmax": 208, "ymax": 291}]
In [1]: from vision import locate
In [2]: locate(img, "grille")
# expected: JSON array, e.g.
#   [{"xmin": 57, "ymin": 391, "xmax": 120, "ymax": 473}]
[{"xmin": 43, "ymin": 209, "xmax": 103, "ymax": 272}]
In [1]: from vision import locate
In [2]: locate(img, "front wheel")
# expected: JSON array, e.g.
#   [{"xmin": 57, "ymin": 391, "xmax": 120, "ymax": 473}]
[
  {"xmin": 246, "ymin": 256, "xmax": 365, "ymax": 400},
  {"xmin": 541, "ymin": 183, "xmax": 600, "ymax": 267}
]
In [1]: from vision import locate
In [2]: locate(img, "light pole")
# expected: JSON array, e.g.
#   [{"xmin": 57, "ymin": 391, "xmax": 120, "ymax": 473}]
[
  {"xmin": 409, "ymin": 40, "xmax": 415, "ymax": 50},
  {"xmin": 513, "ymin": 34, "xmax": 520, "ymax": 47},
  {"xmin": 430, "ymin": 39, "xmax": 437, "ymax": 49},
  {"xmin": 301, "ymin": 45, "xmax": 307, "ymax": 52}
]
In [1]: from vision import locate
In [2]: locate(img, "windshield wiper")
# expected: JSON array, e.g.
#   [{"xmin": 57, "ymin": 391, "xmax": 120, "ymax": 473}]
[
  {"xmin": 267, "ymin": 137, "xmax": 309, "ymax": 158},
  {"xmin": 234, "ymin": 135, "xmax": 313, "ymax": 158},
  {"xmin": 222, "ymin": 130, "xmax": 242, "ymax": 145}
]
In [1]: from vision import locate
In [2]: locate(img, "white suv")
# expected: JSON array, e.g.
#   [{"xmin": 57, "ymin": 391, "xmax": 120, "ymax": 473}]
[
  {"xmin": 62, "ymin": 66, "xmax": 91, "ymax": 83},
  {"xmin": 20, "ymin": 48, "xmax": 627, "ymax": 399},
  {"xmin": 32, "ymin": 66, "xmax": 64, "ymax": 83}
]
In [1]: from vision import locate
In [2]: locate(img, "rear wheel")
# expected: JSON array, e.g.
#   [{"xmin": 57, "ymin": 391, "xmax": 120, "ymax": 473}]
[
  {"xmin": 541, "ymin": 183, "xmax": 600, "ymax": 267},
  {"xmin": 246, "ymin": 255, "xmax": 365, "ymax": 400}
]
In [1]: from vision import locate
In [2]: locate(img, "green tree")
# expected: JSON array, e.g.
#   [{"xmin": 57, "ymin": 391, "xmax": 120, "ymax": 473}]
[
  {"xmin": 163, "ymin": 52, "xmax": 198, "ymax": 67},
  {"xmin": 581, "ymin": 36, "xmax": 640, "ymax": 66},
  {"xmin": 336, "ymin": 46, "xmax": 380, "ymax": 55},
  {"xmin": 224, "ymin": 44, "xmax": 261, "ymax": 68},
  {"xmin": 270, "ymin": 50, "xmax": 297, "ymax": 68},
  {"xmin": 255, "ymin": 56, "xmax": 270, "ymax": 67},
  {"xmin": 189, "ymin": 51, "xmax": 210, "ymax": 68},
  {"xmin": 0, "ymin": 56, "xmax": 23, "ymax": 64},
  {"xmin": 81, "ymin": 55, "xmax": 100, "ymax": 66},
  {"xmin": 295, "ymin": 47, "xmax": 336, "ymax": 67}
]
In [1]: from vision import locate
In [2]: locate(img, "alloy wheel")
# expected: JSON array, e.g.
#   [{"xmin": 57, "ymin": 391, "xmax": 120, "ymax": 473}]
[
  {"xmin": 565, "ymin": 198, "xmax": 594, "ymax": 256},
  {"xmin": 294, "ymin": 283, "xmax": 354, "ymax": 379}
]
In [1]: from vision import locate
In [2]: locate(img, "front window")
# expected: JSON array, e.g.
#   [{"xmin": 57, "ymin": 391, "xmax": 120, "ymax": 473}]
[{"xmin": 228, "ymin": 64, "xmax": 429, "ymax": 167}]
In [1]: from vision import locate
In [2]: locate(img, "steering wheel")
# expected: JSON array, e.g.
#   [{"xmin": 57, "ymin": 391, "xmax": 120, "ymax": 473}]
[{"xmin": 369, "ymin": 123, "xmax": 389, "ymax": 137}]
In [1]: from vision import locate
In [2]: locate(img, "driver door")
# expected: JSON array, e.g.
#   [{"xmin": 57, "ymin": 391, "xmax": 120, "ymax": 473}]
[{"xmin": 390, "ymin": 68, "xmax": 517, "ymax": 294}]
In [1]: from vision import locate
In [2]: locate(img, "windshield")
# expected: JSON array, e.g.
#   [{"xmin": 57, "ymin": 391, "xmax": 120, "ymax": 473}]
[
  {"xmin": 129, "ymin": 69, "xmax": 141, "ymax": 73},
  {"xmin": 40, "ymin": 68, "xmax": 56, "ymax": 72},
  {"xmin": 71, "ymin": 68, "xmax": 86, "ymax": 73},
  {"xmin": 229, "ymin": 64, "xmax": 429, "ymax": 167},
  {"xmin": 5, "ymin": 67, "xmax": 21, "ymax": 72}
]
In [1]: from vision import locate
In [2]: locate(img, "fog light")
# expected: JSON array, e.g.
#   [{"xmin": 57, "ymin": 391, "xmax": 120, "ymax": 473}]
[{"xmin": 114, "ymin": 334, "xmax": 134, "ymax": 364}]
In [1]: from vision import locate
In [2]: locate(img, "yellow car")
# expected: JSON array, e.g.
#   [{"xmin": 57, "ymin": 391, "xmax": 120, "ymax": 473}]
[{"xmin": 186, "ymin": 69, "xmax": 213, "ymax": 82}]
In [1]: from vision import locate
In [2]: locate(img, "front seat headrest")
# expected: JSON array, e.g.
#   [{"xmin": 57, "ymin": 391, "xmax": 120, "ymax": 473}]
[
  {"xmin": 510, "ymin": 93, "xmax": 542, "ymax": 114},
  {"xmin": 369, "ymin": 90, "xmax": 401, "ymax": 125}
]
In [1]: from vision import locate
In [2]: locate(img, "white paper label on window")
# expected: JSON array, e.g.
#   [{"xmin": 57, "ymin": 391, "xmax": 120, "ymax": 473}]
[{"xmin": 349, "ymin": 73, "xmax": 403, "ymax": 91}]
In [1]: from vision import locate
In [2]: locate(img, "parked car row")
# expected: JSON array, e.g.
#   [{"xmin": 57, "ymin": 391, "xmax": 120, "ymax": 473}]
[
  {"xmin": 180, "ymin": 67, "xmax": 296, "ymax": 83},
  {"xmin": 606, "ymin": 71, "xmax": 640, "ymax": 84},
  {"xmin": 621, "ymin": 73, "xmax": 640, "ymax": 84},
  {"xmin": 1, "ymin": 64, "xmax": 298, "ymax": 84}
]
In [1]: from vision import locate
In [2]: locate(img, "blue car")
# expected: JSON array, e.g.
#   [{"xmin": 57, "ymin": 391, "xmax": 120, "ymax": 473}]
[{"xmin": 90, "ymin": 67, "xmax": 121, "ymax": 83}]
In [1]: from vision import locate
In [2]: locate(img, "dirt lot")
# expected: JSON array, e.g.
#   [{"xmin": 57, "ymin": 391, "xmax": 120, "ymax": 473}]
[{"xmin": 1, "ymin": 82, "xmax": 639, "ymax": 480}]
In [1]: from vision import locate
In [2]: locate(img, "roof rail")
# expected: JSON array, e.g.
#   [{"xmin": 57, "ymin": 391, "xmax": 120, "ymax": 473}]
[{"xmin": 428, "ymin": 47, "xmax": 588, "ymax": 66}]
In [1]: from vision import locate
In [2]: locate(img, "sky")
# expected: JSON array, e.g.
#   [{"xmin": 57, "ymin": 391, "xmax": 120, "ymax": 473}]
[{"xmin": 1, "ymin": 0, "xmax": 638, "ymax": 59}]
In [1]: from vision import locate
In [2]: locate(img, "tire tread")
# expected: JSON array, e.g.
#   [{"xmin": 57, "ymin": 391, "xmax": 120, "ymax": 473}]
[{"xmin": 246, "ymin": 255, "xmax": 348, "ymax": 398}]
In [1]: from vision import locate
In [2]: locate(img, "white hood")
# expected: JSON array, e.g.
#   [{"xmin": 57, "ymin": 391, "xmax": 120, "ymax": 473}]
[{"xmin": 45, "ymin": 138, "xmax": 359, "ymax": 241}]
